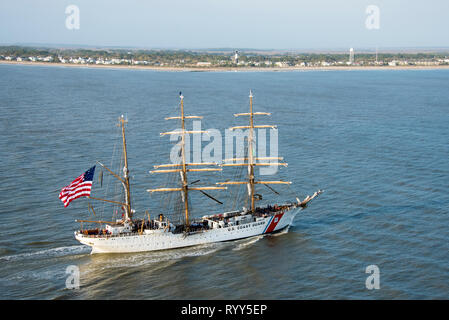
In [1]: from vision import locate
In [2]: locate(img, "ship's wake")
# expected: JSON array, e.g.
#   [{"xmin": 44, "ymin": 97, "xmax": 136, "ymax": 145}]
[
  {"xmin": 0, "ymin": 245, "xmax": 90, "ymax": 262},
  {"xmin": 231, "ymin": 226, "xmax": 291, "ymax": 251},
  {"xmin": 270, "ymin": 225, "xmax": 291, "ymax": 236},
  {"xmin": 84, "ymin": 242, "xmax": 226, "ymax": 271},
  {"xmin": 232, "ymin": 235, "xmax": 265, "ymax": 251}
]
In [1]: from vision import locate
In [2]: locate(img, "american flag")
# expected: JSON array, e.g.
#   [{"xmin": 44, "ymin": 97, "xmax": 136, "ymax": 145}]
[{"xmin": 59, "ymin": 166, "xmax": 96, "ymax": 207}]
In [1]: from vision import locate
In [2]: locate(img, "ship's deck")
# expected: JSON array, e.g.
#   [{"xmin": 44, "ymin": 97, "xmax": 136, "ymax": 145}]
[{"xmin": 76, "ymin": 203, "xmax": 298, "ymax": 239}]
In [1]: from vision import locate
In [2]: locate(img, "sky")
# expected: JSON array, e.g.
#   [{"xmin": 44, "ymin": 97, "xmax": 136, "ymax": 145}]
[{"xmin": 0, "ymin": 0, "xmax": 448, "ymax": 50}]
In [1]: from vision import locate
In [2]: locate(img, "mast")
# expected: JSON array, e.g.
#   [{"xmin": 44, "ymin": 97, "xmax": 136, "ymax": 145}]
[
  {"xmin": 179, "ymin": 94, "xmax": 190, "ymax": 226},
  {"xmin": 217, "ymin": 90, "xmax": 291, "ymax": 212},
  {"xmin": 147, "ymin": 93, "xmax": 226, "ymax": 228},
  {"xmin": 248, "ymin": 91, "xmax": 256, "ymax": 212},
  {"xmin": 87, "ymin": 116, "xmax": 133, "ymax": 223},
  {"xmin": 119, "ymin": 115, "xmax": 132, "ymax": 221}
]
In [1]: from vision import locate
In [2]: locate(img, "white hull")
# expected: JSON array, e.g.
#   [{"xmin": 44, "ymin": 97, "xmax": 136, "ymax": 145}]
[{"xmin": 75, "ymin": 208, "xmax": 301, "ymax": 254}]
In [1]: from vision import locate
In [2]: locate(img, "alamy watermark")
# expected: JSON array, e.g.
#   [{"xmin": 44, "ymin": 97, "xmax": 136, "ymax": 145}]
[
  {"xmin": 65, "ymin": 265, "xmax": 80, "ymax": 289},
  {"xmin": 365, "ymin": 5, "xmax": 380, "ymax": 30},
  {"xmin": 167, "ymin": 120, "xmax": 280, "ymax": 175},
  {"xmin": 65, "ymin": 5, "xmax": 80, "ymax": 30},
  {"xmin": 365, "ymin": 265, "xmax": 380, "ymax": 290}
]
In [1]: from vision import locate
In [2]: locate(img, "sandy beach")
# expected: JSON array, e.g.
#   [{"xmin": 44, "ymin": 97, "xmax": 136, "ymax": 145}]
[{"xmin": 1, "ymin": 60, "xmax": 449, "ymax": 72}]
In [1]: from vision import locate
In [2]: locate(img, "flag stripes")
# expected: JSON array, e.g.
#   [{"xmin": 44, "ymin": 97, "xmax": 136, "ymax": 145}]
[{"xmin": 59, "ymin": 166, "xmax": 95, "ymax": 207}]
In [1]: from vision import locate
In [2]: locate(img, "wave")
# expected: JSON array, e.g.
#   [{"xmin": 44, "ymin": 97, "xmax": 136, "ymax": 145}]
[
  {"xmin": 232, "ymin": 235, "xmax": 265, "ymax": 251},
  {"xmin": 270, "ymin": 226, "xmax": 291, "ymax": 236},
  {"xmin": 84, "ymin": 242, "xmax": 225, "ymax": 271},
  {"xmin": 0, "ymin": 245, "xmax": 90, "ymax": 262}
]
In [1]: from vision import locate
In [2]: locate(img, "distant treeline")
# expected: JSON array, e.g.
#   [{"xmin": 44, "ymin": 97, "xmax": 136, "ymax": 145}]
[{"xmin": 1, "ymin": 46, "xmax": 448, "ymax": 66}]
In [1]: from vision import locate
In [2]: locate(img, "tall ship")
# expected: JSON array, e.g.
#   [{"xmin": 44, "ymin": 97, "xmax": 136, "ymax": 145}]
[{"xmin": 70, "ymin": 92, "xmax": 322, "ymax": 253}]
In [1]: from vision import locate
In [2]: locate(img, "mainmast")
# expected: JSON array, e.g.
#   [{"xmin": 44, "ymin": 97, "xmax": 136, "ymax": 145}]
[
  {"xmin": 217, "ymin": 90, "xmax": 291, "ymax": 212},
  {"xmin": 147, "ymin": 93, "xmax": 226, "ymax": 228}
]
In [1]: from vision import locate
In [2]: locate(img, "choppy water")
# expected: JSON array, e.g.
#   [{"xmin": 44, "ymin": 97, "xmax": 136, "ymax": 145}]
[{"xmin": 0, "ymin": 64, "xmax": 448, "ymax": 299}]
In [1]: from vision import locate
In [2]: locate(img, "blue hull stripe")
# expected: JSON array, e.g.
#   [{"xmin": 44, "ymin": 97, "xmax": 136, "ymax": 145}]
[{"xmin": 262, "ymin": 216, "xmax": 274, "ymax": 234}]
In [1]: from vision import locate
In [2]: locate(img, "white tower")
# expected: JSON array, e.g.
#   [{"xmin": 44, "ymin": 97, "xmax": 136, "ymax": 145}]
[
  {"xmin": 349, "ymin": 48, "xmax": 354, "ymax": 65},
  {"xmin": 234, "ymin": 50, "xmax": 239, "ymax": 64},
  {"xmin": 375, "ymin": 46, "xmax": 378, "ymax": 64}
]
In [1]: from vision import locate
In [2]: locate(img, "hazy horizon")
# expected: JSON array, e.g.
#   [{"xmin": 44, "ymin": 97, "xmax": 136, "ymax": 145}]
[
  {"xmin": 3, "ymin": 43, "xmax": 449, "ymax": 55},
  {"xmin": 1, "ymin": 0, "xmax": 449, "ymax": 50}
]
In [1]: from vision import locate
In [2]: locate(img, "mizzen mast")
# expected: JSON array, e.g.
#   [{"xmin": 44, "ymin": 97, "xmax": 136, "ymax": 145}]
[
  {"xmin": 147, "ymin": 93, "xmax": 226, "ymax": 228},
  {"xmin": 87, "ymin": 115, "xmax": 133, "ymax": 222},
  {"xmin": 217, "ymin": 90, "xmax": 291, "ymax": 213}
]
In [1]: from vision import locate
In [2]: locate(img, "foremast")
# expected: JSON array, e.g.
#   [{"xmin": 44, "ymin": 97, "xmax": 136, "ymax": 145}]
[
  {"xmin": 217, "ymin": 90, "xmax": 291, "ymax": 213},
  {"xmin": 147, "ymin": 93, "xmax": 226, "ymax": 228}
]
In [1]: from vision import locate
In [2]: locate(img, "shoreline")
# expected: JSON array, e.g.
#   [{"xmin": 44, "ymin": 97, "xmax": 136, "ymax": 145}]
[{"xmin": 1, "ymin": 60, "xmax": 449, "ymax": 72}]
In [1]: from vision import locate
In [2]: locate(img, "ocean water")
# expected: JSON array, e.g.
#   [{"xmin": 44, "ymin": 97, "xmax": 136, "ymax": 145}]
[{"xmin": 0, "ymin": 64, "xmax": 448, "ymax": 299}]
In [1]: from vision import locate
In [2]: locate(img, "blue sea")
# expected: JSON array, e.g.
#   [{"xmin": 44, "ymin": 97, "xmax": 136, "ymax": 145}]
[{"xmin": 0, "ymin": 64, "xmax": 448, "ymax": 299}]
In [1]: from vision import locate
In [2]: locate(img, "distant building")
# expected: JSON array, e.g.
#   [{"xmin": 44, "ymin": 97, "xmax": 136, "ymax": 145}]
[
  {"xmin": 234, "ymin": 50, "xmax": 239, "ymax": 64},
  {"xmin": 275, "ymin": 61, "xmax": 288, "ymax": 68},
  {"xmin": 133, "ymin": 60, "xmax": 148, "ymax": 65},
  {"xmin": 348, "ymin": 48, "xmax": 354, "ymax": 65},
  {"xmin": 197, "ymin": 62, "xmax": 212, "ymax": 67}
]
